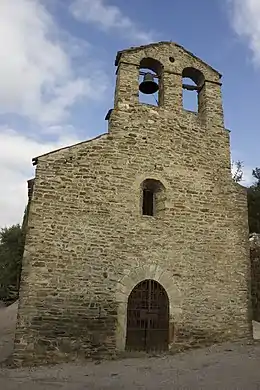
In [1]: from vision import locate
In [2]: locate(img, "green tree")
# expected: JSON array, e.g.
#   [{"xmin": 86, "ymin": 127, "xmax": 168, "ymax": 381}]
[
  {"xmin": 232, "ymin": 160, "xmax": 244, "ymax": 183},
  {"xmin": 0, "ymin": 224, "xmax": 25, "ymax": 303},
  {"xmin": 231, "ymin": 161, "xmax": 260, "ymax": 234},
  {"xmin": 248, "ymin": 169, "xmax": 260, "ymax": 234},
  {"xmin": 252, "ymin": 168, "xmax": 260, "ymax": 185}
]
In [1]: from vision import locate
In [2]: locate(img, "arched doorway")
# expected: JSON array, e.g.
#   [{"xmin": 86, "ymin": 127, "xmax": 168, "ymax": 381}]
[{"xmin": 126, "ymin": 279, "xmax": 169, "ymax": 351}]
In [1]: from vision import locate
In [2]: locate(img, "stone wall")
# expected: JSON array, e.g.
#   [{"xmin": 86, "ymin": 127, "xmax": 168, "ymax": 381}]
[
  {"xmin": 13, "ymin": 42, "xmax": 252, "ymax": 365},
  {"xmin": 250, "ymin": 234, "xmax": 260, "ymax": 321}
]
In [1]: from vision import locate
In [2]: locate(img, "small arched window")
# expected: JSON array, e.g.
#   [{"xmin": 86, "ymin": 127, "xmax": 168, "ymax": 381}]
[
  {"xmin": 139, "ymin": 58, "xmax": 163, "ymax": 107},
  {"xmin": 141, "ymin": 179, "xmax": 165, "ymax": 217},
  {"xmin": 182, "ymin": 67, "xmax": 205, "ymax": 112}
]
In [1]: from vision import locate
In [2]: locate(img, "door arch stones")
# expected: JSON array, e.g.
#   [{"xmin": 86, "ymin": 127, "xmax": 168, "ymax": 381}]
[
  {"xmin": 116, "ymin": 264, "xmax": 182, "ymax": 351},
  {"xmin": 126, "ymin": 279, "xmax": 169, "ymax": 351}
]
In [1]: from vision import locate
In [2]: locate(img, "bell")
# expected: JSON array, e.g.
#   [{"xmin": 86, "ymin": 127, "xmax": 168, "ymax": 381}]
[{"xmin": 139, "ymin": 72, "xmax": 159, "ymax": 95}]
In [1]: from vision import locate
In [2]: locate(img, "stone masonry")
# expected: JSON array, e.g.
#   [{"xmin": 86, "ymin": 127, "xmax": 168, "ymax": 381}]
[
  {"xmin": 13, "ymin": 42, "xmax": 252, "ymax": 365},
  {"xmin": 250, "ymin": 234, "xmax": 260, "ymax": 321}
]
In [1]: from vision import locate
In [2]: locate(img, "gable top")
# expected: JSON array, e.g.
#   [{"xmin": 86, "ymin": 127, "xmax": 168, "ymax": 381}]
[
  {"xmin": 115, "ymin": 41, "xmax": 222, "ymax": 79},
  {"xmin": 32, "ymin": 133, "xmax": 107, "ymax": 165}
]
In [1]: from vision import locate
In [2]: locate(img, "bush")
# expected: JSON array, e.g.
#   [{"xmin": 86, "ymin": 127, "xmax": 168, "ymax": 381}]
[{"xmin": 0, "ymin": 224, "xmax": 24, "ymax": 303}]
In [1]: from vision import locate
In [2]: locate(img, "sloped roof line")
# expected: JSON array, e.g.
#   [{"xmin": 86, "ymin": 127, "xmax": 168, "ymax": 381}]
[
  {"xmin": 115, "ymin": 41, "xmax": 222, "ymax": 78},
  {"xmin": 32, "ymin": 133, "xmax": 108, "ymax": 165}
]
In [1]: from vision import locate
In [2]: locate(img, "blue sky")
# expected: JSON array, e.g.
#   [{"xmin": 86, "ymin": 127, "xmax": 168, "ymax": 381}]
[{"xmin": 0, "ymin": 0, "xmax": 259, "ymax": 227}]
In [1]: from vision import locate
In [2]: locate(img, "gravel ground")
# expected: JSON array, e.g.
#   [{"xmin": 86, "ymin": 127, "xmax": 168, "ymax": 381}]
[
  {"xmin": 1, "ymin": 303, "xmax": 260, "ymax": 389},
  {"xmin": 1, "ymin": 342, "xmax": 260, "ymax": 389}
]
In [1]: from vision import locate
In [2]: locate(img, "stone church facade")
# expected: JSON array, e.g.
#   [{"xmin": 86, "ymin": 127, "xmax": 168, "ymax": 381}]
[{"xmin": 13, "ymin": 41, "xmax": 252, "ymax": 364}]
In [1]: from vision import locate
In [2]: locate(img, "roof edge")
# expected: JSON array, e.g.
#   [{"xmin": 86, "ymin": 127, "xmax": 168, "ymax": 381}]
[
  {"xmin": 32, "ymin": 133, "xmax": 108, "ymax": 166},
  {"xmin": 115, "ymin": 41, "xmax": 222, "ymax": 78}
]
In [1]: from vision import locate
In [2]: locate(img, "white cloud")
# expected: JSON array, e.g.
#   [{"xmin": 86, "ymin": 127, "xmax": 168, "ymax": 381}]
[
  {"xmin": 0, "ymin": 0, "xmax": 107, "ymax": 125},
  {"xmin": 228, "ymin": 0, "xmax": 260, "ymax": 65},
  {"xmin": 0, "ymin": 127, "xmax": 83, "ymax": 228},
  {"xmin": 241, "ymin": 167, "xmax": 254, "ymax": 186},
  {"xmin": 0, "ymin": 0, "xmax": 109, "ymax": 227},
  {"xmin": 70, "ymin": 0, "xmax": 156, "ymax": 44}
]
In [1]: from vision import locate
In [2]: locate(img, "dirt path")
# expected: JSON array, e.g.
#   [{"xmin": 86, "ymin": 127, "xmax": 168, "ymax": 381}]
[
  {"xmin": 0, "ymin": 342, "xmax": 260, "ymax": 389},
  {"xmin": 0, "ymin": 301, "xmax": 17, "ymax": 363}
]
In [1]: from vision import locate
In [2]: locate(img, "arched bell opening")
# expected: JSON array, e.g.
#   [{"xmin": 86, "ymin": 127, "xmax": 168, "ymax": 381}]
[
  {"xmin": 182, "ymin": 67, "xmax": 205, "ymax": 113},
  {"xmin": 139, "ymin": 58, "xmax": 163, "ymax": 107},
  {"xmin": 126, "ymin": 279, "xmax": 169, "ymax": 352}
]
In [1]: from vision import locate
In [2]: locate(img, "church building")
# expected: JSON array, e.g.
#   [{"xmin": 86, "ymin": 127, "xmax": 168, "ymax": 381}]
[{"xmin": 13, "ymin": 41, "xmax": 251, "ymax": 364}]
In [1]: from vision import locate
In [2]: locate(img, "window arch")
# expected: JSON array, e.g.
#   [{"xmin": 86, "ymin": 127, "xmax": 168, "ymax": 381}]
[
  {"xmin": 182, "ymin": 67, "xmax": 205, "ymax": 113},
  {"xmin": 139, "ymin": 58, "xmax": 163, "ymax": 107},
  {"xmin": 141, "ymin": 179, "xmax": 165, "ymax": 217}
]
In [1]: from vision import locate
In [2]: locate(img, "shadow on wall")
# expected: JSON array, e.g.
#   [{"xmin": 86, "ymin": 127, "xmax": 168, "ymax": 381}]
[
  {"xmin": 250, "ymin": 233, "xmax": 260, "ymax": 322},
  {"xmin": 1, "ymin": 234, "xmax": 260, "ymax": 365}
]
